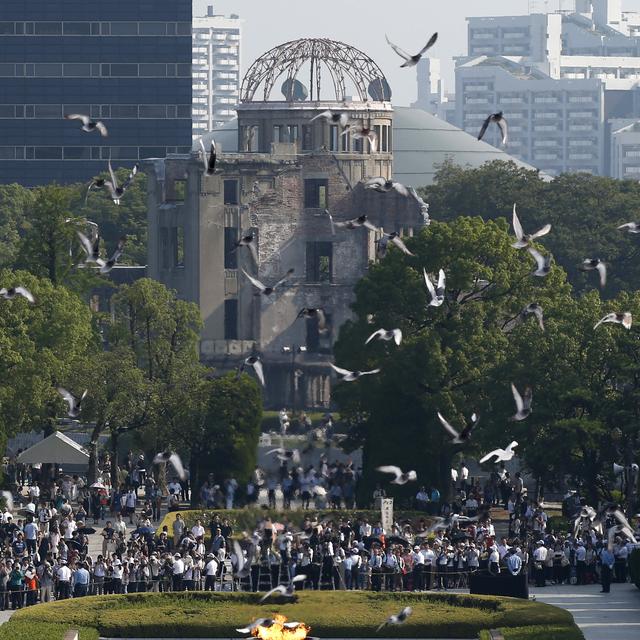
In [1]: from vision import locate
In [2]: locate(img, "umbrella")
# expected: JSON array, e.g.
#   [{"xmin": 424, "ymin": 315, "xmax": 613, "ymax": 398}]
[
  {"xmin": 386, "ymin": 535, "xmax": 410, "ymax": 547},
  {"xmin": 90, "ymin": 482, "xmax": 107, "ymax": 489},
  {"xmin": 18, "ymin": 508, "xmax": 36, "ymax": 517},
  {"xmin": 137, "ymin": 526, "xmax": 155, "ymax": 536},
  {"xmin": 362, "ymin": 535, "xmax": 383, "ymax": 549},
  {"xmin": 77, "ymin": 527, "xmax": 97, "ymax": 535}
]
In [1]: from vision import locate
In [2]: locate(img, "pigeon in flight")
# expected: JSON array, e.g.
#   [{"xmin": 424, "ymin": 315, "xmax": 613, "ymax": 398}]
[
  {"xmin": 199, "ymin": 139, "xmax": 216, "ymax": 176},
  {"xmin": 617, "ymin": 222, "xmax": 640, "ymax": 234},
  {"xmin": 376, "ymin": 606, "xmax": 413, "ymax": 632},
  {"xmin": 105, "ymin": 161, "xmax": 138, "ymax": 205},
  {"xmin": 365, "ymin": 328, "xmax": 402, "ymax": 346},
  {"xmin": 438, "ymin": 411, "xmax": 480, "ymax": 444},
  {"xmin": 259, "ymin": 574, "xmax": 306, "ymax": 603},
  {"xmin": 386, "ymin": 31, "xmax": 438, "ymax": 67},
  {"xmin": 594, "ymin": 312, "xmax": 632, "ymax": 330},
  {"xmin": 153, "ymin": 451, "xmax": 186, "ymax": 481},
  {"xmin": 77, "ymin": 231, "xmax": 101, "ymax": 264},
  {"xmin": 376, "ymin": 465, "xmax": 417, "ymax": 485},
  {"xmin": 233, "ymin": 232, "xmax": 258, "ymax": 264},
  {"xmin": 424, "ymin": 268, "xmax": 446, "ymax": 306},
  {"xmin": 99, "ymin": 237, "xmax": 126, "ymax": 274},
  {"xmin": 528, "ymin": 248, "xmax": 552, "ymax": 277},
  {"xmin": 241, "ymin": 268, "xmax": 294, "ymax": 296},
  {"xmin": 331, "ymin": 213, "xmax": 377, "ymax": 233},
  {"xmin": 0, "ymin": 491, "xmax": 13, "ymax": 513},
  {"xmin": 236, "ymin": 619, "xmax": 276, "ymax": 635},
  {"xmin": 376, "ymin": 232, "xmax": 414, "ymax": 259},
  {"xmin": 0, "ymin": 286, "xmax": 34, "ymax": 303},
  {"xmin": 342, "ymin": 124, "xmax": 378, "ymax": 151},
  {"xmin": 57, "ymin": 387, "xmax": 87, "ymax": 418},
  {"xmin": 511, "ymin": 204, "xmax": 551, "ymax": 249},
  {"xmin": 267, "ymin": 448, "xmax": 301, "ymax": 465},
  {"xmin": 511, "ymin": 383, "xmax": 532, "ymax": 421},
  {"xmin": 478, "ymin": 111, "xmax": 508, "ymax": 146},
  {"xmin": 238, "ymin": 355, "xmax": 265, "ymax": 386},
  {"xmin": 521, "ymin": 303, "xmax": 544, "ymax": 331},
  {"xmin": 311, "ymin": 110, "xmax": 350, "ymax": 130},
  {"xmin": 85, "ymin": 175, "xmax": 107, "ymax": 203},
  {"xmin": 65, "ymin": 113, "xmax": 108, "ymax": 137},
  {"xmin": 330, "ymin": 363, "xmax": 380, "ymax": 382},
  {"xmin": 479, "ymin": 441, "xmax": 519, "ymax": 464},
  {"xmin": 297, "ymin": 308, "xmax": 327, "ymax": 332},
  {"xmin": 364, "ymin": 177, "xmax": 409, "ymax": 197},
  {"xmin": 580, "ymin": 259, "xmax": 607, "ymax": 288}
]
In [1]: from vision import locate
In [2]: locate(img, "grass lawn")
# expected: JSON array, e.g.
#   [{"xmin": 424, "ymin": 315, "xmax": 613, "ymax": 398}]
[{"xmin": 0, "ymin": 591, "xmax": 584, "ymax": 640}]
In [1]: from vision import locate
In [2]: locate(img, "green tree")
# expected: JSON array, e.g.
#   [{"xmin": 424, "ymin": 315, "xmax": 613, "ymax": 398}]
[
  {"xmin": 0, "ymin": 269, "xmax": 95, "ymax": 445},
  {"xmin": 0, "ymin": 184, "xmax": 35, "ymax": 268},
  {"xmin": 333, "ymin": 217, "xmax": 567, "ymax": 503}
]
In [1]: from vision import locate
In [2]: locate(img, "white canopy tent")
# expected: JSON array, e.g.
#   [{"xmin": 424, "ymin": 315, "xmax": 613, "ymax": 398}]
[{"xmin": 16, "ymin": 431, "xmax": 89, "ymax": 466}]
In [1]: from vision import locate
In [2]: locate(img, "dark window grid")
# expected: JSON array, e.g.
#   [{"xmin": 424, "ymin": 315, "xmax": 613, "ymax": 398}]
[
  {"xmin": 0, "ymin": 64, "xmax": 191, "ymax": 77},
  {"xmin": 224, "ymin": 299, "xmax": 238, "ymax": 340},
  {"xmin": 304, "ymin": 179, "xmax": 328, "ymax": 209},
  {"xmin": 0, "ymin": 22, "xmax": 188, "ymax": 37},
  {"xmin": 224, "ymin": 179, "xmax": 239, "ymax": 205}
]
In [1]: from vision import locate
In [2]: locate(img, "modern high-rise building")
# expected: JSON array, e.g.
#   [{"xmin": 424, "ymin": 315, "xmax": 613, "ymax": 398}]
[
  {"xmin": 0, "ymin": 0, "xmax": 192, "ymax": 186},
  {"xmin": 192, "ymin": 5, "xmax": 241, "ymax": 140},
  {"xmin": 453, "ymin": 0, "xmax": 640, "ymax": 177}
]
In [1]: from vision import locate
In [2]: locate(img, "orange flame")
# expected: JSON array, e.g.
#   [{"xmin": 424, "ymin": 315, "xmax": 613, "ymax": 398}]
[{"xmin": 251, "ymin": 615, "xmax": 310, "ymax": 640}]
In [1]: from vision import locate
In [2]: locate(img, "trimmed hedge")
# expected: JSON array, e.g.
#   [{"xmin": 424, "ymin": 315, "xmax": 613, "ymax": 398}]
[
  {"xmin": 157, "ymin": 508, "xmax": 435, "ymax": 538},
  {"xmin": 0, "ymin": 591, "xmax": 583, "ymax": 639}
]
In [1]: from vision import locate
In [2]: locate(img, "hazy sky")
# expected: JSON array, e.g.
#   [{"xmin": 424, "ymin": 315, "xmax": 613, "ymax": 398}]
[{"xmin": 194, "ymin": 1, "xmax": 639, "ymax": 106}]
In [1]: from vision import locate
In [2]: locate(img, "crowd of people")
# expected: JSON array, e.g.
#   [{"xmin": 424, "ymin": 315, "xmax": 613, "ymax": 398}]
[{"xmin": 0, "ymin": 450, "xmax": 638, "ymax": 610}]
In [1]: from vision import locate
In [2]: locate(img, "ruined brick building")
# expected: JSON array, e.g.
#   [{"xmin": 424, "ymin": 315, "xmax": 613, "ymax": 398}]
[{"xmin": 144, "ymin": 38, "xmax": 427, "ymax": 409}]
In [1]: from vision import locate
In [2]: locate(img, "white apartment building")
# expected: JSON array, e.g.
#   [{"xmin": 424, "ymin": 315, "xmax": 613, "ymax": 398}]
[
  {"xmin": 456, "ymin": 56, "xmax": 605, "ymax": 177},
  {"xmin": 192, "ymin": 5, "xmax": 241, "ymax": 140},
  {"xmin": 455, "ymin": 0, "xmax": 640, "ymax": 177},
  {"xmin": 610, "ymin": 118, "xmax": 640, "ymax": 179}
]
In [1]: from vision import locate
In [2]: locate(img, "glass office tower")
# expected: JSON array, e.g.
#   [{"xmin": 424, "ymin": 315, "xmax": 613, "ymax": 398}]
[{"xmin": 0, "ymin": 0, "xmax": 192, "ymax": 185}]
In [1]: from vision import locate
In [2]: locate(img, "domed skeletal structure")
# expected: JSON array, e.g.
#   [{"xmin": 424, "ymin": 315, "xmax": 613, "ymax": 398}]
[{"xmin": 240, "ymin": 38, "xmax": 391, "ymax": 103}]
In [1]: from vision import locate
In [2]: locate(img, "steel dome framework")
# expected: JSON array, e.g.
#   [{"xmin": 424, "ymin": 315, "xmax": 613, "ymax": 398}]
[{"xmin": 240, "ymin": 38, "xmax": 390, "ymax": 103}]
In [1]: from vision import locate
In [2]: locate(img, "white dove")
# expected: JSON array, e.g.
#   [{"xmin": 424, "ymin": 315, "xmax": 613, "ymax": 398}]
[
  {"xmin": 57, "ymin": 387, "xmax": 87, "ymax": 418},
  {"xmin": 376, "ymin": 465, "xmax": 417, "ymax": 485},
  {"xmin": 511, "ymin": 204, "xmax": 551, "ymax": 249},
  {"xmin": 376, "ymin": 606, "xmax": 413, "ymax": 632},
  {"xmin": 238, "ymin": 356, "xmax": 265, "ymax": 386},
  {"xmin": 364, "ymin": 177, "xmax": 409, "ymax": 197},
  {"xmin": 479, "ymin": 441, "xmax": 519, "ymax": 464},
  {"xmin": 580, "ymin": 259, "xmax": 607, "ymax": 288},
  {"xmin": 511, "ymin": 383, "xmax": 532, "ymax": 421},
  {"xmin": 0, "ymin": 286, "xmax": 35, "ymax": 303},
  {"xmin": 65, "ymin": 113, "xmax": 108, "ymax": 137},
  {"xmin": 437, "ymin": 412, "xmax": 480, "ymax": 444},
  {"xmin": 259, "ymin": 574, "xmax": 306, "ymax": 603},
  {"xmin": 153, "ymin": 451, "xmax": 186, "ymax": 481},
  {"xmin": 330, "ymin": 363, "xmax": 380, "ymax": 382},
  {"xmin": 365, "ymin": 328, "xmax": 402, "ymax": 346},
  {"xmin": 594, "ymin": 312, "xmax": 632, "ymax": 330},
  {"xmin": 618, "ymin": 222, "xmax": 640, "ymax": 234},
  {"xmin": 310, "ymin": 110, "xmax": 350, "ymax": 130},
  {"xmin": 529, "ymin": 247, "xmax": 552, "ymax": 277},
  {"xmin": 424, "ymin": 268, "xmax": 445, "ymax": 306},
  {"xmin": 386, "ymin": 31, "xmax": 438, "ymax": 67}
]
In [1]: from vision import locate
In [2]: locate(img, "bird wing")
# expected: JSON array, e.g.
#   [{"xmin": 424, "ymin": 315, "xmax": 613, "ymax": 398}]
[
  {"xmin": 365, "ymin": 177, "xmax": 386, "ymax": 189},
  {"xmin": 390, "ymin": 235, "xmax": 413, "ymax": 255},
  {"xmin": 232, "ymin": 540, "xmax": 245, "ymax": 575},
  {"xmin": 479, "ymin": 449, "xmax": 499, "ymax": 464},
  {"xmin": 246, "ymin": 242, "xmax": 258, "ymax": 264},
  {"xmin": 528, "ymin": 247, "xmax": 546, "ymax": 270},
  {"xmin": 108, "ymin": 160, "xmax": 119, "ymax": 191},
  {"xmin": 14, "ymin": 287, "xmax": 35, "ymax": 303},
  {"xmin": 273, "ymin": 268, "xmax": 295, "ymax": 290},
  {"xmin": 108, "ymin": 236, "xmax": 126, "ymax": 264},
  {"xmin": 385, "ymin": 35, "xmax": 411, "ymax": 61},
  {"xmin": 423, "ymin": 268, "xmax": 436, "ymax": 299},
  {"xmin": 363, "ymin": 219, "xmax": 378, "ymax": 232},
  {"xmin": 57, "ymin": 387, "xmax": 75, "ymax": 407},
  {"xmin": 512, "ymin": 204, "xmax": 524, "ymax": 241},
  {"xmin": 241, "ymin": 269, "xmax": 266, "ymax": 292},
  {"xmin": 0, "ymin": 491, "xmax": 13, "ymax": 513},
  {"xmin": 392, "ymin": 182, "xmax": 409, "ymax": 197},
  {"xmin": 496, "ymin": 117, "xmax": 508, "ymax": 145},
  {"xmin": 199, "ymin": 138, "xmax": 209, "ymax": 172},
  {"xmin": 208, "ymin": 143, "xmax": 216, "ymax": 173},
  {"xmin": 291, "ymin": 573, "xmax": 307, "ymax": 583},
  {"xmin": 96, "ymin": 121, "xmax": 108, "ymax": 137},
  {"xmin": 259, "ymin": 585, "xmax": 285, "ymax": 602},
  {"xmin": 511, "ymin": 383, "xmax": 524, "ymax": 413},
  {"xmin": 169, "ymin": 453, "xmax": 186, "ymax": 481},
  {"xmin": 392, "ymin": 328, "xmax": 402, "ymax": 345},
  {"xmin": 65, "ymin": 113, "xmax": 90, "ymax": 125},
  {"xmin": 417, "ymin": 32, "xmax": 439, "ymax": 56},
  {"xmin": 593, "ymin": 313, "xmax": 613, "ymax": 330},
  {"xmin": 325, "ymin": 209, "xmax": 336, "ymax": 235},
  {"xmin": 522, "ymin": 386, "xmax": 533, "ymax": 410},
  {"xmin": 122, "ymin": 164, "xmax": 138, "ymax": 191},
  {"xmin": 368, "ymin": 131, "xmax": 378, "ymax": 152},
  {"xmin": 531, "ymin": 305, "xmax": 545, "ymax": 330},
  {"xmin": 317, "ymin": 308, "xmax": 327, "ymax": 331},
  {"xmin": 365, "ymin": 329, "xmax": 384, "ymax": 345},
  {"xmin": 76, "ymin": 231, "xmax": 94, "ymax": 258},
  {"xmin": 310, "ymin": 110, "xmax": 332, "ymax": 123},
  {"xmin": 530, "ymin": 223, "xmax": 551, "ymax": 240},
  {"xmin": 437, "ymin": 412, "xmax": 461, "ymax": 440},
  {"xmin": 376, "ymin": 465, "xmax": 402, "ymax": 481},
  {"xmin": 362, "ymin": 368, "xmax": 381, "ymax": 376},
  {"xmin": 376, "ymin": 620, "xmax": 389, "ymax": 633},
  {"xmin": 597, "ymin": 262, "xmax": 607, "ymax": 287},
  {"xmin": 478, "ymin": 116, "xmax": 492, "ymax": 141},
  {"xmin": 437, "ymin": 268, "xmax": 446, "ymax": 292},
  {"xmin": 330, "ymin": 363, "xmax": 352, "ymax": 376},
  {"xmin": 251, "ymin": 359, "xmax": 265, "ymax": 386}
]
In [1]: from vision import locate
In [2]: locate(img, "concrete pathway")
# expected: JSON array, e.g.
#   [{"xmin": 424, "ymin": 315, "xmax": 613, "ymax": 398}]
[{"xmin": 533, "ymin": 582, "xmax": 640, "ymax": 640}]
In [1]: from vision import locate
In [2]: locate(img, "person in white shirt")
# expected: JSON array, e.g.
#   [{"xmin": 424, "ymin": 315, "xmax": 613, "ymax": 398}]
[
  {"xmin": 56, "ymin": 561, "xmax": 72, "ymax": 599},
  {"xmin": 412, "ymin": 546, "xmax": 424, "ymax": 591},
  {"xmin": 488, "ymin": 545, "xmax": 500, "ymax": 575},
  {"xmin": 191, "ymin": 519, "xmax": 205, "ymax": 539},
  {"xmin": 23, "ymin": 518, "xmax": 39, "ymax": 555},
  {"xmin": 172, "ymin": 554, "xmax": 185, "ymax": 591},
  {"xmin": 533, "ymin": 541, "xmax": 547, "ymax": 587}
]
